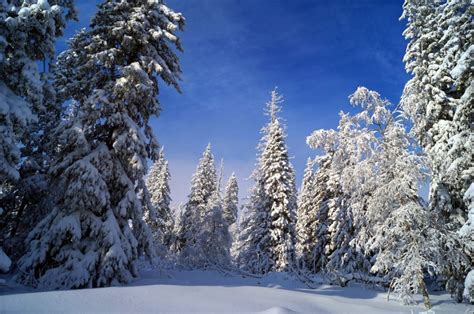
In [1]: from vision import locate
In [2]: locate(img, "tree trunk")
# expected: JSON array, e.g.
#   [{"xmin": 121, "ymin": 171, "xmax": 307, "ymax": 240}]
[{"xmin": 419, "ymin": 277, "xmax": 431, "ymax": 309}]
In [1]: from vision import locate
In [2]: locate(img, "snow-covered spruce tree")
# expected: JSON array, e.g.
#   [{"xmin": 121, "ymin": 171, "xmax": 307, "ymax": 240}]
[
  {"xmin": 0, "ymin": 0, "xmax": 76, "ymax": 261},
  {"xmin": 237, "ymin": 177, "xmax": 271, "ymax": 273},
  {"xmin": 177, "ymin": 144, "xmax": 218, "ymax": 266},
  {"xmin": 195, "ymin": 189, "xmax": 231, "ymax": 268},
  {"xmin": 324, "ymin": 186, "xmax": 361, "ymax": 285},
  {"xmin": 307, "ymin": 112, "xmax": 372, "ymax": 282},
  {"xmin": 349, "ymin": 87, "xmax": 433, "ymax": 306},
  {"xmin": 222, "ymin": 172, "xmax": 239, "ymax": 261},
  {"xmin": 370, "ymin": 199, "xmax": 468, "ymax": 309},
  {"xmin": 343, "ymin": 87, "xmax": 468, "ymax": 307},
  {"xmin": 146, "ymin": 148, "xmax": 173, "ymax": 249},
  {"xmin": 261, "ymin": 99, "xmax": 298, "ymax": 272},
  {"xmin": 237, "ymin": 96, "xmax": 273, "ymax": 274},
  {"xmin": 295, "ymin": 157, "xmax": 317, "ymax": 271},
  {"xmin": 460, "ymin": 183, "xmax": 474, "ymax": 302},
  {"xmin": 223, "ymin": 172, "xmax": 239, "ymax": 227},
  {"xmin": 401, "ymin": 0, "xmax": 473, "ymax": 300},
  {"xmin": 0, "ymin": 0, "xmax": 76, "ymax": 181},
  {"xmin": 238, "ymin": 90, "xmax": 297, "ymax": 273},
  {"xmin": 16, "ymin": 0, "xmax": 184, "ymax": 289},
  {"xmin": 177, "ymin": 145, "xmax": 231, "ymax": 269},
  {"xmin": 169, "ymin": 203, "xmax": 185, "ymax": 254},
  {"xmin": 0, "ymin": 84, "xmax": 32, "ymax": 264},
  {"xmin": 144, "ymin": 158, "xmax": 162, "ymax": 242},
  {"xmin": 2, "ymin": 69, "xmax": 66, "ymax": 263},
  {"xmin": 306, "ymin": 154, "xmax": 332, "ymax": 273}
]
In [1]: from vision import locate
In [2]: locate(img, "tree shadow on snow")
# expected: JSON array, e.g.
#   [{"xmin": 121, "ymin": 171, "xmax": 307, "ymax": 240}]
[
  {"xmin": 125, "ymin": 270, "xmax": 381, "ymax": 300},
  {"xmin": 0, "ymin": 270, "xmax": 380, "ymax": 300}
]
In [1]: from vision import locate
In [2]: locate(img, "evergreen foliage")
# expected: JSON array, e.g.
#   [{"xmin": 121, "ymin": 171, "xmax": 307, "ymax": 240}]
[{"xmin": 16, "ymin": 0, "xmax": 184, "ymax": 289}]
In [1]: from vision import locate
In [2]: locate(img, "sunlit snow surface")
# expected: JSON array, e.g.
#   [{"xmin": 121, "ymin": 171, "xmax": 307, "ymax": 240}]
[{"xmin": 1, "ymin": 270, "xmax": 471, "ymax": 313}]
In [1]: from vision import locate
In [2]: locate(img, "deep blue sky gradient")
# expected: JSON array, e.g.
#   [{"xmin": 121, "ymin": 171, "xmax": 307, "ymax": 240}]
[{"xmin": 58, "ymin": 0, "xmax": 411, "ymax": 205}]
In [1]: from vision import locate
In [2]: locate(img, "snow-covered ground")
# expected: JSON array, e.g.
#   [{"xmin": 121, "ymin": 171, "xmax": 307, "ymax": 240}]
[{"xmin": 0, "ymin": 269, "xmax": 471, "ymax": 313}]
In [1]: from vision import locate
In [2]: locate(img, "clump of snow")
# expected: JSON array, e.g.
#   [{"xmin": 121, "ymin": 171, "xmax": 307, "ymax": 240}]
[
  {"xmin": 463, "ymin": 269, "xmax": 474, "ymax": 302},
  {"xmin": 450, "ymin": 45, "xmax": 473, "ymax": 79},
  {"xmin": 37, "ymin": 0, "xmax": 51, "ymax": 10}
]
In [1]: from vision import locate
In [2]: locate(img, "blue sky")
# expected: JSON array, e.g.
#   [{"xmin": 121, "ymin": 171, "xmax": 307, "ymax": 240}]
[{"xmin": 59, "ymin": 0, "xmax": 411, "ymax": 206}]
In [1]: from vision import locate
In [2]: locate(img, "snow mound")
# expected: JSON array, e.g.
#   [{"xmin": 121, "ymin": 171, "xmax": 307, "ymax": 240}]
[{"xmin": 258, "ymin": 306, "xmax": 298, "ymax": 314}]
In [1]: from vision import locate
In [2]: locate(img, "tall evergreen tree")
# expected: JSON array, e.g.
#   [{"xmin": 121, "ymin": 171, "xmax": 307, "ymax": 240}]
[
  {"xmin": 308, "ymin": 87, "xmax": 468, "ymax": 306},
  {"xmin": 238, "ymin": 89, "xmax": 297, "ymax": 273},
  {"xmin": 16, "ymin": 0, "xmax": 184, "ymax": 289},
  {"xmin": 170, "ymin": 203, "xmax": 185, "ymax": 254},
  {"xmin": 146, "ymin": 148, "xmax": 173, "ymax": 248},
  {"xmin": 222, "ymin": 172, "xmax": 239, "ymax": 261},
  {"xmin": 348, "ymin": 88, "xmax": 434, "ymax": 307},
  {"xmin": 307, "ymin": 113, "xmax": 372, "ymax": 281},
  {"xmin": 222, "ymin": 172, "xmax": 239, "ymax": 227},
  {"xmin": 177, "ymin": 144, "xmax": 231, "ymax": 268},
  {"xmin": 0, "ymin": 0, "xmax": 77, "ymax": 262},
  {"xmin": 400, "ymin": 0, "xmax": 473, "ymax": 301},
  {"xmin": 236, "ymin": 177, "xmax": 270, "ymax": 273},
  {"xmin": 295, "ymin": 157, "xmax": 316, "ymax": 270},
  {"xmin": 460, "ymin": 182, "xmax": 474, "ymax": 302},
  {"xmin": 307, "ymin": 154, "xmax": 332, "ymax": 273},
  {"xmin": 177, "ymin": 144, "xmax": 217, "ymax": 263},
  {"xmin": 196, "ymin": 189, "xmax": 231, "ymax": 268},
  {"xmin": 262, "ymin": 118, "xmax": 297, "ymax": 271}
]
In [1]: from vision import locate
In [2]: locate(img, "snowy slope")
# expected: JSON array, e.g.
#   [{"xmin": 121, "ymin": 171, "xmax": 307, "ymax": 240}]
[{"xmin": 1, "ymin": 270, "xmax": 471, "ymax": 313}]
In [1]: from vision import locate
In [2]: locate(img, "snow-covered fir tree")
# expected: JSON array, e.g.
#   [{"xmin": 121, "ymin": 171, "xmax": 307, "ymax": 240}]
[
  {"xmin": 144, "ymin": 158, "xmax": 162, "ymax": 243},
  {"xmin": 359, "ymin": 87, "xmax": 468, "ymax": 307},
  {"xmin": 236, "ymin": 177, "xmax": 271, "ymax": 273},
  {"xmin": 324, "ymin": 190, "xmax": 360, "ymax": 285},
  {"xmin": 177, "ymin": 144, "xmax": 231, "ymax": 268},
  {"xmin": 306, "ymin": 154, "xmax": 333, "ymax": 273},
  {"xmin": 0, "ymin": 0, "xmax": 77, "ymax": 262},
  {"xmin": 460, "ymin": 182, "xmax": 474, "ymax": 302},
  {"xmin": 261, "ymin": 99, "xmax": 298, "ymax": 272},
  {"xmin": 0, "ymin": 0, "xmax": 76, "ymax": 181},
  {"xmin": 401, "ymin": 0, "xmax": 472, "ymax": 230},
  {"xmin": 177, "ymin": 144, "xmax": 216, "ymax": 262},
  {"xmin": 195, "ymin": 189, "xmax": 231, "ymax": 268},
  {"xmin": 170, "ymin": 203, "xmax": 185, "ymax": 254},
  {"xmin": 348, "ymin": 88, "xmax": 433, "ymax": 307},
  {"xmin": 307, "ymin": 108, "xmax": 375, "ymax": 282},
  {"xmin": 313, "ymin": 86, "xmax": 469, "ymax": 307},
  {"xmin": 146, "ymin": 148, "xmax": 173, "ymax": 249},
  {"xmin": 16, "ymin": 0, "xmax": 184, "ymax": 289},
  {"xmin": 222, "ymin": 172, "xmax": 239, "ymax": 227},
  {"xmin": 400, "ymin": 0, "xmax": 473, "ymax": 300},
  {"xmin": 222, "ymin": 172, "xmax": 239, "ymax": 261},
  {"xmin": 370, "ymin": 197, "xmax": 468, "ymax": 308},
  {"xmin": 238, "ymin": 89, "xmax": 297, "ymax": 273},
  {"xmin": 295, "ymin": 157, "xmax": 317, "ymax": 271}
]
